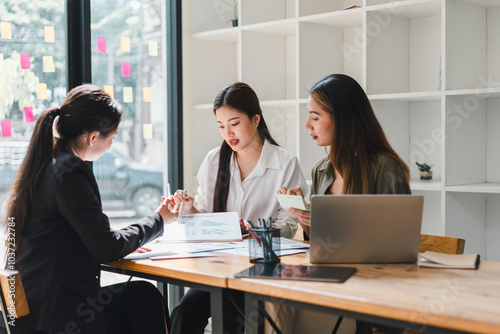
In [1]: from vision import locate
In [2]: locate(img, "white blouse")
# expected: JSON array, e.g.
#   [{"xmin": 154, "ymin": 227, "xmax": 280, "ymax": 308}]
[{"xmin": 196, "ymin": 140, "xmax": 307, "ymax": 238}]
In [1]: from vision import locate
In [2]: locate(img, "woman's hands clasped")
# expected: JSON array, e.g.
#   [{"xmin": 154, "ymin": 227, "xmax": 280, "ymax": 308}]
[{"xmin": 276, "ymin": 186, "xmax": 311, "ymax": 237}]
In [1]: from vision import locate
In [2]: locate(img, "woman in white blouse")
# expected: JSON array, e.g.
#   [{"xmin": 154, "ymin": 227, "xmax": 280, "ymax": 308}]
[{"xmin": 170, "ymin": 82, "xmax": 306, "ymax": 334}]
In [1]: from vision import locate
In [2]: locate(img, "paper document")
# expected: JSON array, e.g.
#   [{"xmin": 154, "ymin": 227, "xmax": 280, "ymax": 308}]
[
  {"xmin": 275, "ymin": 194, "xmax": 310, "ymax": 211},
  {"xmin": 124, "ymin": 242, "xmax": 235, "ymax": 260},
  {"xmin": 418, "ymin": 251, "xmax": 480, "ymax": 269},
  {"xmin": 156, "ymin": 212, "xmax": 242, "ymax": 242},
  {"xmin": 150, "ymin": 251, "xmax": 217, "ymax": 261}
]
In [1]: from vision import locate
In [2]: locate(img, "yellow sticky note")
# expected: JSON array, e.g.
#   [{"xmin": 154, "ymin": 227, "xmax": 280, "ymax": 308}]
[
  {"xmin": 1, "ymin": 22, "xmax": 12, "ymax": 39},
  {"xmin": 143, "ymin": 124, "xmax": 153, "ymax": 139},
  {"xmin": 143, "ymin": 87, "xmax": 152, "ymax": 102},
  {"xmin": 123, "ymin": 87, "xmax": 133, "ymax": 103},
  {"xmin": 121, "ymin": 36, "xmax": 131, "ymax": 53},
  {"xmin": 44, "ymin": 26, "xmax": 55, "ymax": 43},
  {"xmin": 43, "ymin": 56, "xmax": 55, "ymax": 72},
  {"xmin": 37, "ymin": 83, "xmax": 47, "ymax": 100},
  {"xmin": 104, "ymin": 85, "xmax": 114, "ymax": 98},
  {"xmin": 148, "ymin": 41, "xmax": 158, "ymax": 56}
]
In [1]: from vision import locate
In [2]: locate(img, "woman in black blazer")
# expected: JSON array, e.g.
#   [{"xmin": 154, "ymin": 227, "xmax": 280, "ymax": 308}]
[{"xmin": 4, "ymin": 84, "xmax": 176, "ymax": 333}]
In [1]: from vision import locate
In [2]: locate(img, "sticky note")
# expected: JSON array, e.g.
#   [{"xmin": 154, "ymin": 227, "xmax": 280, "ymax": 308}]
[
  {"xmin": 43, "ymin": 56, "xmax": 55, "ymax": 72},
  {"xmin": 97, "ymin": 38, "xmax": 106, "ymax": 53},
  {"xmin": 24, "ymin": 107, "xmax": 35, "ymax": 123},
  {"xmin": 20, "ymin": 53, "xmax": 30, "ymax": 69},
  {"xmin": 122, "ymin": 62, "xmax": 131, "ymax": 77},
  {"xmin": 104, "ymin": 85, "xmax": 114, "ymax": 98},
  {"xmin": 148, "ymin": 41, "xmax": 158, "ymax": 56},
  {"xmin": 123, "ymin": 87, "xmax": 133, "ymax": 103},
  {"xmin": 143, "ymin": 124, "xmax": 153, "ymax": 139},
  {"xmin": 1, "ymin": 121, "xmax": 11, "ymax": 137},
  {"xmin": 1, "ymin": 22, "xmax": 12, "ymax": 39},
  {"xmin": 122, "ymin": 36, "xmax": 131, "ymax": 52},
  {"xmin": 0, "ymin": 80, "xmax": 3, "ymax": 97},
  {"xmin": 37, "ymin": 83, "xmax": 47, "ymax": 100},
  {"xmin": 143, "ymin": 87, "xmax": 152, "ymax": 102},
  {"xmin": 44, "ymin": 26, "xmax": 55, "ymax": 43}
]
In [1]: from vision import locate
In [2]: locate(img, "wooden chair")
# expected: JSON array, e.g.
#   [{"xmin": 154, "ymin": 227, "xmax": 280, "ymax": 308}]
[
  {"xmin": 419, "ymin": 234, "xmax": 465, "ymax": 254},
  {"xmin": 0, "ymin": 270, "xmax": 47, "ymax": 334}
]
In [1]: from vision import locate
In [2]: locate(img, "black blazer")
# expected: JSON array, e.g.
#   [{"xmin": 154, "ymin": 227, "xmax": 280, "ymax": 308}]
[{"xmin": 14, "ymin": 140, "xmax": 164, "ymax": 333}]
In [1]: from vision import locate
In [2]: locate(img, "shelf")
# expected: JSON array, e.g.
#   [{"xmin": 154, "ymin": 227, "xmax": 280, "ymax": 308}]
[
  {"xmin": 367, "ymin": 0, "xmax": 441, "ymax": 19},
  {"xmin": 368, "ymin": 91, "xmax": 442, "ymax": 101},
  {"xmin": 192, "ymin": 28, "xmax": 239, "ymax": 42},
  {"xmin": 445, "ymin": 87, "xmax": 500, "ymax": 98},
  {"xmin": 455, "ymin": 0, "xmax": 500, "ymax": 8},
  {"xmin": 410, "ymin": 180, "xmax": 442, "ymax": 191},
  {"xmin": 446, "ymin": 183, "xmax": 500, "ymax": 194},
  {"xmin": 299, "ymin": 8, "xmax": 363, "ymax": 28},
  {"xmin": 260, "ymin": 99, "xmax": 298, "ymax": 107},
  {"xmin": 241, "ymin": 19, "xmax": 296, "ymax": 36},
  {"xmin": 366, "ymin": 3, "xmax": 441, "ymax": 95}
]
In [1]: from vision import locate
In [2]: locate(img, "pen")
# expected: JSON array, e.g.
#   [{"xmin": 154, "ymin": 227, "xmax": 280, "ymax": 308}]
[
  {"xmin": 178, "ymin": 189, "xmax": 187, "ymax": 218},
  {"xmin": 247, "ymin": 220, "xmax": 256, "ymax": 229},
  {"xmin": 245, "ymin": 221, "xmax": 261, "ymax": 246}
]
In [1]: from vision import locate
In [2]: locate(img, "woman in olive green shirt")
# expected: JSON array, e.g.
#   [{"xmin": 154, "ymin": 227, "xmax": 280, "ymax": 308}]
[
  {"xmin": 280, "ymin": 73, "xmax": 410, "ymax": 239},
  {"xmin": 273, "ymin": 74, "xmax": 410, "ymax": 334}
]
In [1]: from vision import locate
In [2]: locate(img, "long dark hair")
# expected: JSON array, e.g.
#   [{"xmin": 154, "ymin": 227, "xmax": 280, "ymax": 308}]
[
  {"xmin": 310, "ymin": 74, "xmax": 409, "ymax": 194},
  {"xmin": 212, "ymin": 82, "xmax": 278, "ymax": 212},
  {"xmin": 4, "ymin": 84, "xmax": 122, "ymax": 247}
]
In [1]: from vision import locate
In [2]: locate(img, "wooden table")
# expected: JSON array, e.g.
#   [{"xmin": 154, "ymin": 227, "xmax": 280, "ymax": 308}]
[
  {"xmin": 102, "ymin": 252, "xmax": 252, "ymax": 333},
  {"xmin": 228, "ymin": 253, "xmax": 500, "ymax": 334}
]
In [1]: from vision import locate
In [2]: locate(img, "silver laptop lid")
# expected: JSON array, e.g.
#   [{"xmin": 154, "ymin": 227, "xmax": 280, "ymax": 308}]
[{"xmin": 309, "ymin": 195, "xmax": 423, "ymax": 264}]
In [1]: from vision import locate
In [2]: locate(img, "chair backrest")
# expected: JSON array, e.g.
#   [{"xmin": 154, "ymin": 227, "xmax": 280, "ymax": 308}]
[
  {"xmin": 419, "ymin": 234, "xmax": 465, "ymax": 254},
  {"xmin": 0, "ymin": 269, "xmax": 30, "ymax": 331}
]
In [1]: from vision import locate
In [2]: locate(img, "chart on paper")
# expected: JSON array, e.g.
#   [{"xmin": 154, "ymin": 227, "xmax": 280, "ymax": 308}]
[{"xmin": 157, "ymin": 211, "xmax": 242, "ymax": 242}]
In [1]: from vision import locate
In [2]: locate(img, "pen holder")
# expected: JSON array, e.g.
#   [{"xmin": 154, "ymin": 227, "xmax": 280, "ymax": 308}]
[{"xmin": 249, "ymin": 227, "xmax": 281, "ymax": 264}]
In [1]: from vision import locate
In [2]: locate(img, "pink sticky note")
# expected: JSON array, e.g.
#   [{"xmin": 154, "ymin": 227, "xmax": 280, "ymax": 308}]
[
  {"xmin": 97, "ymin": 38, "xmax": 106, "ymax": 53},
  {"xmin": 1, "ymin": 120, "xmax": 11, "ymax": 137},
  {"xmin": 24, "ymin": 107, "xmax": 34, "ymax": 122},
  {"xmin": 122, "ymin": 62, "xmax": 131, "ymax": 77},
  {"xmin": 20, "ymin": 53, "xmax": 30, "ymax": 69}
]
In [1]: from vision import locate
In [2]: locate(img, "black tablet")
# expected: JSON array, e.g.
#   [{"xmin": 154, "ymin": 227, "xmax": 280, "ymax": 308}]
[{"xmin": 234, "ymin": 263, "xmax": 356, "ymax": 283}]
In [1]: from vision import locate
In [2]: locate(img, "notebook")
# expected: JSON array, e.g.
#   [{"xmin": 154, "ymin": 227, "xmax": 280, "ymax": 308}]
[{"xmin": 309, "ymin": 195, "xmax": 423, "ymax": 264}]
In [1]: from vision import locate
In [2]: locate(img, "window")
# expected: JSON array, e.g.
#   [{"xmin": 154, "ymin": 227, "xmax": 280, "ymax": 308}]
[
  {"xmin": 91, "ymin": 0, "xmax": 169, "ymax": 223},
  {"xmin": 0, "ymin": 0, "xmax": 67, "ymax": 207},
  {"xmin": 0, "ymin": 0, "xmax": 181, "ymax": 226}
]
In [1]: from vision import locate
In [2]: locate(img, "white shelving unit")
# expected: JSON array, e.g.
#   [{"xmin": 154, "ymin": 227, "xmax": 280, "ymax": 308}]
[{"xmin": 182, "ymin": 0, "xmax": 500, "ymax": 260}]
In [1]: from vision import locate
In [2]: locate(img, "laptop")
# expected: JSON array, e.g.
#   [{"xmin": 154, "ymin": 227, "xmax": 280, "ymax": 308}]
[{"xmin": 309, "ymin": 195, "xmax": 423, "ymax": 264}]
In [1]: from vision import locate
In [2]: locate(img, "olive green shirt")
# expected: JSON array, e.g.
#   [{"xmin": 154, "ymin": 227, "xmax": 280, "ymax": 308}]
[
  {"xmin": 305, "ymin": 154, "xmax": 411, "ymax": 240},
  {"xmin": 310, "ymin": 154, "xmax": 411, "ymax": 197}
]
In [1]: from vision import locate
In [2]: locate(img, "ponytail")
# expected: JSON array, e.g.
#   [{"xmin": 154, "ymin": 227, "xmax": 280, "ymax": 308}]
[{"xmin": 4, "ymin": 107, "xmax": 60, "ymax": 246}]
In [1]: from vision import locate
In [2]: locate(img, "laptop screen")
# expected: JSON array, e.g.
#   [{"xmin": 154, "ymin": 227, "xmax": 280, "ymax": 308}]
[{"xmin": 309, "ymin": 195, "xmax": 423, "ymax": 264}]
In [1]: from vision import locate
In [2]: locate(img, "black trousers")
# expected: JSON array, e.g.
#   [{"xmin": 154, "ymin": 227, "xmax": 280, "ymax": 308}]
[
  {"xmin": 1, "ymin": 281, "xmax": 169, "ymax": 334},
  {"xmin": 103, "ymin": 281, "xmax": 170, "ymax": 334},
  {"xmin": 170, "ymin": 288, "xmax": 245, "ymax": 334}
]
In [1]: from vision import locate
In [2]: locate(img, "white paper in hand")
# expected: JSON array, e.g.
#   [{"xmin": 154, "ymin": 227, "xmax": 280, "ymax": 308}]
[{"xmin": 275, "ymin": 194, "xmax": 311, "ymax": 211}]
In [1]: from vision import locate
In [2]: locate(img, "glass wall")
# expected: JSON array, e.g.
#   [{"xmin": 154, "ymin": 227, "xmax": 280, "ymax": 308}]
[
  {"xmin": 1, "ymin": 0, "xmax": 170, "ymax": 228},
  {"xmin": 91, "ymin": 0, "xmax": 167, "ymax": 226},
  {"xmin": 0, "ymin": 0, "xmax": 67, "ymax": 209}
]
